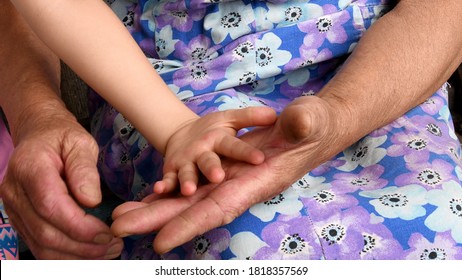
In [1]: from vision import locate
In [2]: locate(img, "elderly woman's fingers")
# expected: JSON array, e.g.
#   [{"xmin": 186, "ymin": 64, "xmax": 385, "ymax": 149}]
[{"xmin": 111, "ymin": 183, "xmax": 216, "ymax": 238}]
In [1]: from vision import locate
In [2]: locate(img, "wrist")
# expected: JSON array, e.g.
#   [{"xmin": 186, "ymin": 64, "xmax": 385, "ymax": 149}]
[
  {"xmin": 160, "ymin": 114, "xmax": 200, "ymax": 155},
  {"xmin": 319, "ymin": 94, "xmax": 362, "ymax": 148},
  {"xmin": 4, "ymin": 86, "xmax": 76, "ymax": 145}
]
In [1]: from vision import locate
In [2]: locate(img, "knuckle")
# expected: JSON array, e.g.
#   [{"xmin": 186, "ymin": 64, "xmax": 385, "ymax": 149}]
[
  {"xmin": 32, "ymin": 193, "xmax": 60, "ymax": 222},
  {"xmin": 35, "ymin": 224, "xmax": 59, "ymax": 246}
]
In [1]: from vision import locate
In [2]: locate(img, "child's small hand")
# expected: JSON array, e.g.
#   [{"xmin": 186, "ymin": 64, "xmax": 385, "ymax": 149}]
[{"xmin": 153, "ymin": 106, "xmax": 277, "ymax": 196}]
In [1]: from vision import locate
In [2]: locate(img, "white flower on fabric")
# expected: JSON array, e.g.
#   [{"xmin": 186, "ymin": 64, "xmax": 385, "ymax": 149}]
[
  {"xmin": 154, "ymin": 25, "xmax": 178, "ymax": 58},
  {"xmin": 216, "ymin": 61, "xmax": 256, "ymax": 90},
  {"xmin": 248, "ymin": 77, "xmax": 276, "ymax": 96},
  {"xmin": 232, "ymin": 41, "xmax": 255, "ymax": 61},
  {"xmin": 286, "ymin": 67, "xmax": 311, "ymax": 87},
  {"xmin": 255, "ymin": 33, "xmax": 292, "ymax": 79},
  {"xmin": 148, "ymin": 58, "xmax": 183, "ymax": 74},
  {"xmin": 369, "ymin": 213, "xmax": 385, "ymax": 224},
  {"xmin": 438, "ymin": 106, "xmax": 459, "ymax": 140},
  {"xmin": 204, "ymin": 1, "xmax": 254, "ymax": 44},
  {"xmin": 267, "ymin": 2, "xmax": 323, "ymax": 26},
  {"xmin": 291, "ymin": 174, "xmax": 330, "ymax": 198},
  {"xmin": 338, "ymin": 0, "xmax": 354, "ymax": 10},
  {"xmin": 229, "ymin": 232, "xmax": 268, "ymax": 260},
  {"xmin": 425, "ymin": 181, "xmax": 462, "ymax": 243},
  {"xmin": 352, "ymin": 4, "xmax": 365, "ymax": 29},
  {"xmin": 216, "ymin": 61, "xmax": 276, "ymax": 95},
  {"xmin": 215, "ymin": 92, "xmax": 264, "ymax": 111},
  {"xmin": 167, "ymin": 84, "xmax": 193, "ymax": 101},
  {"xmin": 254, "ymin": 6, "xmax": 274, "ymax": 31},
  {"xmin": 140, "ymin": 0, "xmax": 157, "ymax": 31},
  {"xmin": 250, "ymin": 187, "xmax": 303, "ymax": 222},
  {"xmin": 456, "ymin": 166, "xmax": 462, "ymax": 181},
  {"xmin": 111, "ymin": 0, "xmax": 135, "ymax": 19},
  {"xmin": 360, "ymin": 184, "xmax": 427, "ymax": 220},
  {"xmin": 371, "ymin": 5, "xmax": 388, "ymax": 24},
  {"xmin": 337, "ymin": 135, "xmax": 387, "ymax": 172}
]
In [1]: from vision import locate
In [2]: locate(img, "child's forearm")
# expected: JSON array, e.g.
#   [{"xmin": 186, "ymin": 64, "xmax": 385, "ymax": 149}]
[{"xmin": 10, "ymin": 0, "xmax": 198, "ymax": 154}]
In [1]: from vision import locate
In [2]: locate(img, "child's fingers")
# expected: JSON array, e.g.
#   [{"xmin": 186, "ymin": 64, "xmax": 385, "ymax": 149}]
[
  {"xmin": 177, "ymin": 163, "xmax": 199, "ymax": 196},
  {"xmin": 197, "ymin": 151, "xmax": 225, "ymax": 184},
  {"xmin": 215, "ymin": 135, "xmax": 265, "ymax": 165},
  {"xmin": 153, "ymin": 172, "xmax": 178, "ymax": 194}
]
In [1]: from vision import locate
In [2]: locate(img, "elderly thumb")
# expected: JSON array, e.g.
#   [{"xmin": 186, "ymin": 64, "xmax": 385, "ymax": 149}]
[{"xmin": 64, "ymin": 137, "xmax": 102, "ymax": 207}]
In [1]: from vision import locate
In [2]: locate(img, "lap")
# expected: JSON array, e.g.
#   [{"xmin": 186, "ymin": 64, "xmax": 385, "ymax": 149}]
[{"xmin": 90, "ymin": 0, "xmax": 462, "ymax": 259}]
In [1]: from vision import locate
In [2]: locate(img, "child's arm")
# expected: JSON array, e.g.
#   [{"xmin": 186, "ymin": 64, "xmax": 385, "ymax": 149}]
[
  {"xmin": 10, "ymin": 0, "xmax": 276, "ymax": 194},
  {"xmin": 10, "ymin": 0, "xmax": 191, "ymax": 152}
]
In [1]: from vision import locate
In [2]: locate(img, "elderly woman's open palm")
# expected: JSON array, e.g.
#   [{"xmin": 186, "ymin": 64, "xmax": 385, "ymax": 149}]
[{"xmin": 110, "ymin": 96, "xmax": 353, "ymax": 254}]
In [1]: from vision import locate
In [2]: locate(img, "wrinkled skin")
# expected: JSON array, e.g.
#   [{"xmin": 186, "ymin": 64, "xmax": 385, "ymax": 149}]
[
  {"xmin": 0, "ymin": 113, "xmax": 123, "ymax": 259},
  {"xmin": 111, "ymin": 96, "xmax": 349, "ymax": 254}
]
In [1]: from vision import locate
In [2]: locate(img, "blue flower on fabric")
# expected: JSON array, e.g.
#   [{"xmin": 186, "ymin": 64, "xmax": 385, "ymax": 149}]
[
  {"xmin": 254, "ymin": 32, "xmax": 292, "ymax": 79},
  {"xmin": 337, "ymin": 135, "xmax": 387, "ymax": 172},
  {"xmin": 249, "ymin": 187, "xmax": 303, "ymax": 222},
  {"xmin": 425, "ymin": 180, "xmax": 462, "ymax": 243},
  {"xmin": 253, "ymin": 215, "xmax": 323, "ymax": 260},
  {"xmin": 229, "ymin": 232, "xmax": 268, "ymax": 260},
  {"xmin": 360, "ymin": 184, "xmax": 427, "ymax": 220},
  {"xmin": 204, "ymin": 1, "xmax": 254, "ymax": 44},
  {"xmin": 183, "ymin": 228, "xmax": 231, "ymax": 260},
  {"xmin": 405, "ymin": 231, "xmax": 462, "ymax": 260}
]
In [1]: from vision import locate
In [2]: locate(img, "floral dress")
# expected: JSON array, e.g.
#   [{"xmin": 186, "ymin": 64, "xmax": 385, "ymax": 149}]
[{"xmin": 91, "ymin": 0, "xmax": 462, "ymax": 259}]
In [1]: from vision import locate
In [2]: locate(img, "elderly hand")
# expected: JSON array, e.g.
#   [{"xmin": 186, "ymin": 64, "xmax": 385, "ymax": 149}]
[
  {"xmin": 0, "ymin": 113, "xmax": 123, "ymax": 259},
  {"xmin": 111, "ymin": 96, "xmax": 352, "ymax": 254}
]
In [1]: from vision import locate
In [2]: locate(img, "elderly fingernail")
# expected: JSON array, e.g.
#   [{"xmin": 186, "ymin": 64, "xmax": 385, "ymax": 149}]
[
  {"xmin": 104, "ymin": 242, "xmax": 123, "ymax": 259},
  {"xmin": 93, "ymin": 233, "xmax": 113, "ymax": 244}
]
